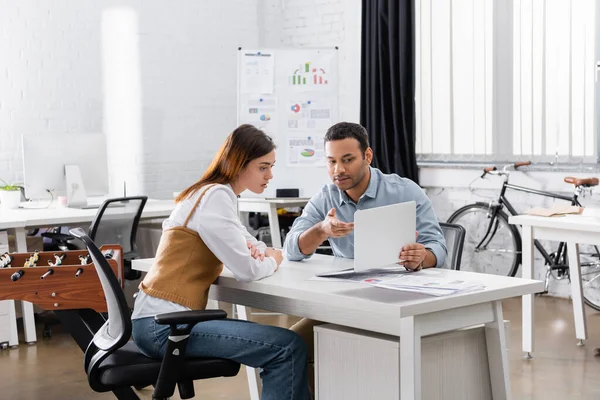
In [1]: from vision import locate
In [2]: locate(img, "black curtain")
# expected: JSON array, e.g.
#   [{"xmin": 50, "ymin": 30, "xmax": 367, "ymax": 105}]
[{"xmin": 360, "ymin": 0, "xmax": 418, "ymax": 183}]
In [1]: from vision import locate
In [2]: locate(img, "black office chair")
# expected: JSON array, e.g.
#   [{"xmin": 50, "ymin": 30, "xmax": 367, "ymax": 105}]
[
  {"xmin": 68, "ymin": 227, "xmax": 240, "ymax": 400},
  {"xmin": 43, "ymin": 196, "xmax": 148, "ymax": 280},
  {"xmin": 439, "ymin": 222, "xmax": 466, "ymax": 270},
  {"xmin": 40, "ymin": 197, "xmax": 149, "ymax": 338}
]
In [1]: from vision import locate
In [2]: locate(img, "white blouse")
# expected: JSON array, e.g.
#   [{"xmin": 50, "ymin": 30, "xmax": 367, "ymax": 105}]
[{"xmin": 131, "ymin": 184, "xmax": 277, "ymax": 319}]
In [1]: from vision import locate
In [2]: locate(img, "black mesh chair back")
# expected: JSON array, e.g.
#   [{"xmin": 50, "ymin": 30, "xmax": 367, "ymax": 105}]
[
  {"xmin": 89, "ymin": 196, "xmax": 147, "ymax": 258},
  {"xmin": 89, "ymin": 196, "xmax": 147, "ymax": 280},
  {"xmin": 439, "ymin": 222, "xmax": 466, "ymax": 270}
]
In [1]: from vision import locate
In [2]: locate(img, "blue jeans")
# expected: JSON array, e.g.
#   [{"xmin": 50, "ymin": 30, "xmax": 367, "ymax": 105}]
[{"xmin": 132, "ymin": 317, "xmax": 310, "ymax": 400}]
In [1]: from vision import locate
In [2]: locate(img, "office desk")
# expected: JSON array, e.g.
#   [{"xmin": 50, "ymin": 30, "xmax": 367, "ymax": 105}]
[
  {"xmin": 237, "ymin": 197, "xmax": 310, "ymax": 248},
  {"xmin": 509, "ymin": 214, "xmax": 600, "ymax": 357},
  {"xmin": 133, "ymin": 255, "xmax": 542, "ymax": 400},
  {"xmin": 0, "ymin": 199, "xmax": 175, "ymax": 347}
]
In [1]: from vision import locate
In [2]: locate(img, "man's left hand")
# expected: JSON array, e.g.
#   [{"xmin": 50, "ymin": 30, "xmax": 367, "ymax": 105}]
[{"xmin": 398, "ymin": 243, "xmax": 427, "ymax": 271}]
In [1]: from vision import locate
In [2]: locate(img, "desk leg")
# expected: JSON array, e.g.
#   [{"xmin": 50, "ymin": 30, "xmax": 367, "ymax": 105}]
[
  {"xmin": 485, "ymin": 301, "xmax": 511, "ymax": 400},
  {"xmin": 7, "ymin": 300, "xmax": 19, "ymax": 347},
  {"xmin": 235, "ymin": 304, "xmax": 261, "ymax": 400},
  {"xmin": 521, "ymin": 225, "xmax": 534, "ymax": 357},
  {"xmin": 567, "ymin": 242, "xmax": 587, "ymax": 344},
  {"xmin": 267, "ymin": 204, "xmax": 282, "ymax": 248},
  {"xmin": 13, "ymin": 227, "xmax": 37, "ymax": 344},
  {"xmin": 399, "ymin": 316, "xmax": 421, "ymax": 400}
]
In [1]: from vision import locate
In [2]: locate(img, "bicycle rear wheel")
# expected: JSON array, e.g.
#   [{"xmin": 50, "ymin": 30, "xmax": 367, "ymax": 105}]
[
  {"xmin": 448, "ymin": 203, "xmax": 521, "ymax": 276},
  {"xmin": 579, "ymin": 246, "xmax": 600, "ymax": 311}
]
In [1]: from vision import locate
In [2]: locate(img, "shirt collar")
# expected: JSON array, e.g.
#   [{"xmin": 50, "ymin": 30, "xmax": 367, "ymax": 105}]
[
  {"xmin": 337, "ymin": 166, "xmax": 379, "ymax": 205},
  {"xmin": 364, "ymin": 166, "xmax": 379, "ymax": 199}
]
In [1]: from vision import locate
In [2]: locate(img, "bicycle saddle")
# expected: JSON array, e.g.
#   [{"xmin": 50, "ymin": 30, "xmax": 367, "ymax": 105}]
[{"xmin": 564, "ymin": 176, "xmax": 599, "ymax": 187}]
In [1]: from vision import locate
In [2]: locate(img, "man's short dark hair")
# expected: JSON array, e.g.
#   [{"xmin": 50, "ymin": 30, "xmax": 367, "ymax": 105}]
[{"xmin": 324, "ymin": 122, "xmax": 370, "ymax": 153}]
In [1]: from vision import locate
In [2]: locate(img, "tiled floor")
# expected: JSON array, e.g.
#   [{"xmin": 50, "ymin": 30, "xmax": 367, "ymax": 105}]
[{"xmin": 2, "ymin": 297, "xmax": 600, "ymax": 399}]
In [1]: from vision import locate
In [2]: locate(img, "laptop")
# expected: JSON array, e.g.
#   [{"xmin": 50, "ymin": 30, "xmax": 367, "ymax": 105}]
[{"xmin": 353, "ymin": 201, "xmax": 416, "ymax": 272}]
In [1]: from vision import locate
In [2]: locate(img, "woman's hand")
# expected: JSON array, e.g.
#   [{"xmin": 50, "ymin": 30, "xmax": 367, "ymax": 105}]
[
  {"xmin": 265, "ymin": 247, "xmax": 284, "ymax": 269},
  {"xmin": 247, "ymin": 242, "xmax": 265, "ymax": 261}
]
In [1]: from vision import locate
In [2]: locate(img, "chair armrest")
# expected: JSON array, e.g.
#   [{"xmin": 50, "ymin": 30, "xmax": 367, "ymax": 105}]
[
  {"xmin": 154, "ymin": 309, "xmax": 227, "ymax": 327},
  {"xmin": 152, "ymin": 309, "xmax": 228, "ymax": 399}
]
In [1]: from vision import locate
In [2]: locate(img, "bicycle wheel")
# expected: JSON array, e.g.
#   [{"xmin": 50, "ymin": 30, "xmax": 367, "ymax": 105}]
[
  {"xmin": 579, "ymin": 245, "xmax": 600, "ymax": 311},
  {"xmin": 448, "ymin": 203, "xmax": 521, "ymax": 276}
]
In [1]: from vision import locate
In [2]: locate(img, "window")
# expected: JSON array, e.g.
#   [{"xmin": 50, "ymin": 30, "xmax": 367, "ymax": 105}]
[{"xmin": 415, "ymin": 0, "xmax": 597, "ymax": 163}]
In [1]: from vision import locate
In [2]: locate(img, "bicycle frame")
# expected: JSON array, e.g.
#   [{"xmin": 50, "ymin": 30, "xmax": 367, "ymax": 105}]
[{"xmin": 477, "ymin": 179, "xmax": 579, "ymax": 268}]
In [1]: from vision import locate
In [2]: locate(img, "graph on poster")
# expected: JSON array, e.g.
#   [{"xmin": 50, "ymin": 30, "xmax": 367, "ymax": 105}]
[{"xmin": 237, "ymin": 48, "xmax": 339, "ymax": 195}]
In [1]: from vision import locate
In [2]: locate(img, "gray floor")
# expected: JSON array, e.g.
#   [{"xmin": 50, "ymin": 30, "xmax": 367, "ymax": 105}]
[{"xmin": 2, "ymin": 297, "xmax": 600, "ymax": 399}]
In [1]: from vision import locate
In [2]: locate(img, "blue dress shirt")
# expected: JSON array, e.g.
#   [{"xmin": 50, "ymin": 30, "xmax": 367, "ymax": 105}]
[{"xmin": 284, "ymin": 167, "xmax": 447, "ymax": 267}]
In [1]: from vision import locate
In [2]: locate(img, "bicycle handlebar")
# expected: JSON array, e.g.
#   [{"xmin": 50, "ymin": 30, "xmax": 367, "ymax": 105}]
[
  {"xmin": 514, "ymin": 161, "xmax": 531, "ymax": 168},
  {"xmin": 481, "ymin": 161, "xmax": 531, "ymax": 178},
  {"xmin": 481, "ymin": 166, "xmax": 497, "ymax": 178}
]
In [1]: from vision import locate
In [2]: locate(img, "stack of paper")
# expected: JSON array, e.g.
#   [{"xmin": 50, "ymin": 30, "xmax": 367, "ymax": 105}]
[
  {"xmin": 363, "ymin": 269, "xmax": 485, "ymax": 296},
  {"xmin": 312, "ymin": 267, "xmax": 407, "ymax": 283}
]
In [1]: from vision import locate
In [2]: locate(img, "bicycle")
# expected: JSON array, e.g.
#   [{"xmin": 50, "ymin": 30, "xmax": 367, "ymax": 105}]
[{"xmin": 446, "ymin": 161, "xmax": 600, "ymax": 310}]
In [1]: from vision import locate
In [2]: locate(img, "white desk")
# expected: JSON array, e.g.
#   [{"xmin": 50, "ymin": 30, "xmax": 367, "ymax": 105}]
[
  {"xmin": 0, "ymin": 199, "xmax": 175, "ymax": 347},
  {"xmin": 133, "ymin": 255, "xmax": 542, "ymax": 400},
  {"xmin": 237, "ymin": 197, "xmax": 310, "ymax": 248},
  {"xmin": 509, "ymin": 214, "xmax": 600, "ymax": 357}
]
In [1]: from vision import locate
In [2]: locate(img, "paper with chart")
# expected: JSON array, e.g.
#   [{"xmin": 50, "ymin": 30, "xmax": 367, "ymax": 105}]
[
  {"xmin": 363, "ymin": 269, "xmax": 485, "ymax": 296},
  {"xmin": 287, "ymin": 99, "xmax": 332, "ymax": 131},
  {"xmin": 287, "ymin": 134, "xmax": 325, "ymax": 167},
  {"xmin": 284, "ymin": 52, "xmax": 336, "ymax": 93},
  {"xmin": 240, "ymin": 50, "xmax": 275, "ymax": 94},
  {"xmin": 239, "ymin": 95, "xmax": 277, "ymax": 135},
  {"xmin": 285, "ymin": 98, "xmax": 331, "ymax": 166}
]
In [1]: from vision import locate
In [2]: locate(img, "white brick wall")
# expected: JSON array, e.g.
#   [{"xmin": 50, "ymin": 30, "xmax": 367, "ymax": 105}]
[
  {"xmin": 0, "ymin": 0, "xmax": 358, "ymax": 198},
  {"xmin": 0, "ymin": 0, "xmax": 261, "ymax": 198}
]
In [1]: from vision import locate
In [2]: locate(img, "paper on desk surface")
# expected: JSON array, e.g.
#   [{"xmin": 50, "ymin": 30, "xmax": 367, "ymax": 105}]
[
  {"xmin": 311, "ymin": 267, "xmax": 408, "ymax": 282},
  {"xmin": 525, "ymin": 205, "xmax": 583, "ymax": 217},
  {"xmin": 363, "ymin": 269, "xmax": 485, "ymax": 296}
]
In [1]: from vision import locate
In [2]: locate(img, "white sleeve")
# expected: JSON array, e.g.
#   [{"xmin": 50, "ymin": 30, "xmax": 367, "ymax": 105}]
[
  {"xmin": 190, "ymin": 188, "xmax": 277, "ymax": 282},
  {"xmin": 241, "ymin": 224, "xmax": 268, "ymax": 252}
]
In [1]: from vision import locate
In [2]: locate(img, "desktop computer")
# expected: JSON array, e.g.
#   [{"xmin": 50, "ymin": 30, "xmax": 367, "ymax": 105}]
[{"xmin": 21, "ymin": 133, "xmax": 110, "ymax": 208}]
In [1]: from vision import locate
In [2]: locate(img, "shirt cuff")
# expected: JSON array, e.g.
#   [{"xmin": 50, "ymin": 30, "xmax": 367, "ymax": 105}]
[
  {"xmin": 284, "ymin": 231, "xmax": 313, "ymax": 261},
  {"xmin": 424, "ymin": 242, "xmax": 447, "ymax": 268}
]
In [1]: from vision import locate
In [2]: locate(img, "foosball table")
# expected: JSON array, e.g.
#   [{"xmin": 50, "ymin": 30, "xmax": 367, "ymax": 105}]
[{"xmin": 0, "ymin": 245, "xmax": 124, "ymax": 351}]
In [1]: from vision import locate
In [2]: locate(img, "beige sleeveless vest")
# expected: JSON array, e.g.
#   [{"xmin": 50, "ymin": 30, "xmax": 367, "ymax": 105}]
[{"xmin": 139, "ymin": 185, "xmax": 223, "ymax": 310}]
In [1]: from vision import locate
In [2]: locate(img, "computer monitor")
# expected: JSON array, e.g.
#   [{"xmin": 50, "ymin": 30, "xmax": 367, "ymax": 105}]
[{"xmin": 22, "ymin": 134, "xmax": 109, "ymax": 203}]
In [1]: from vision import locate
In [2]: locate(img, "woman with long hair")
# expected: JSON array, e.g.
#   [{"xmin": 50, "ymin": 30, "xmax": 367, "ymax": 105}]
[{"xmin": 131, "ymin": 124, "xmax": 310, "ymax": 399}]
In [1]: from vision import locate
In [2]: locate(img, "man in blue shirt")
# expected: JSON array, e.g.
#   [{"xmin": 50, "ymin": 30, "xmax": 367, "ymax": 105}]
[
  {"xmin": 284, "ymin": 122, "xmax": 446, "ymax": 268},
  {"xmin": 284, "ymin": 122, "xmax": 447, "ymax": 392}
]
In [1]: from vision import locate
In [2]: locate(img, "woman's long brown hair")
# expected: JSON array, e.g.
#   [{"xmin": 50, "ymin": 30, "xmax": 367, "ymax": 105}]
[{"xmin": 175, "ymin": 124, "xmax": 275, "ymax": 202}]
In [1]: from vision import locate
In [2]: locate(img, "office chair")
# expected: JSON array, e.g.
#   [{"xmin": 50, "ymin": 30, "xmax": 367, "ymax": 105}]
[
  {"xmin": 40, "ymin": 197, "xmax": 148, "ymax": 338},
  {"xmin": 439, "ymin": 222, "xmax": 466, "ymax": 270},
  {"xmin": 43, "ymin": 196, "xmax": 148, "ymax": 280},
  {"xmin": 68, "ymin": 227, "xmax": 241, "ymax": 400}
]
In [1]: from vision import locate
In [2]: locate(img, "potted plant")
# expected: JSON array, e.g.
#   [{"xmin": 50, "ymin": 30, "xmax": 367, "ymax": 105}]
[{"xmin": 0, "ymin": 180, "xmax": 22, "ymax": 209}]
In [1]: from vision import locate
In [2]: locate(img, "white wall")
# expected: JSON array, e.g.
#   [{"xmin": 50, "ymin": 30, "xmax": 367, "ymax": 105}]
[{"xmin": 0, "ymin": 0, "xmax": 261, "ymax": 199}]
